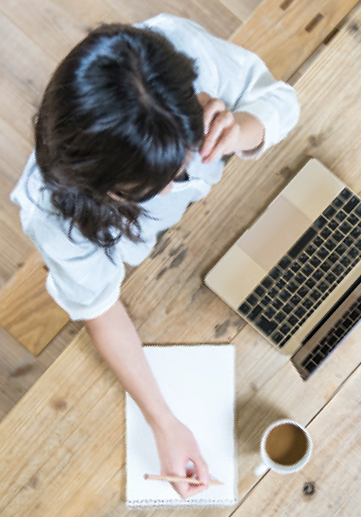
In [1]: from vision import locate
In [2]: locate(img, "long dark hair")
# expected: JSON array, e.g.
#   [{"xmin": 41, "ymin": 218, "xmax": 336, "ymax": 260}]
[{"xmin": 33, "ymin": 21, "xmax": 205, "ymax": 258}]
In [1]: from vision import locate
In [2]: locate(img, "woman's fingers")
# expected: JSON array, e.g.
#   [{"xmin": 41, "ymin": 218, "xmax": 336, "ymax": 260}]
[
  {"xmin": 202, "ymin": 98, "xmax": 227, "ymax": 134},
  {"xmin": 200, "ymin": 111, "xmax": 234, "ymax": 159}
]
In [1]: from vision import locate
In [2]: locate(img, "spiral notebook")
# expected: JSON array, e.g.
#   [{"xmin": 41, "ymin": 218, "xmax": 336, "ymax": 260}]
[{"xmin": 125, "ymin": 344, "xmax": 239, "ymax": 508}]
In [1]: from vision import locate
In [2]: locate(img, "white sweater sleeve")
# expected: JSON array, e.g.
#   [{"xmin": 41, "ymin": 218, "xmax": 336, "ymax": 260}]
[
  {"xmin": 32, "ymin": 215, "xmax": 126, "ymax": 321},
  {"xmin": 230, "ymin": 48, "xmax": 301, "ymax": 160},
  {"xmin": 151, "ymin": 14, "xmax": 301, "ymax": 161}
]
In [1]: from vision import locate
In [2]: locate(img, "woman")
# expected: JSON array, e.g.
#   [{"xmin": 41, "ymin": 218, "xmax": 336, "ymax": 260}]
[{"xmin": 10, "ymin": 13, "xmax": 300, "ymax": 499}]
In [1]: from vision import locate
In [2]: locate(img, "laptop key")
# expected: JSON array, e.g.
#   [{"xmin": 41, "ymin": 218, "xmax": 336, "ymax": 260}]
[
  {"xmin": 279, "ymin": 257, "xmax": 291, "ymax": 269},
  {"xmin": 302, "ymin": 264, "xmax": 314, "ymax": 276},
  {"xmin": 260, "ymin": 295, "xmax": 271, "ymax": 306},
  {"xmin": 340, "ymin": 188, "xmax": 352, "ymax": 199},
  {"xmin": 318, "ymin": 282, "xmax": 328, "ymax": 293},
  {"xmin": 328, "ymin": 253, "xmax": 338, "ymax": 263},
  {"xmin": 289, "ymin": 227, "xmax": 317, "ymax": 259},
  {"xmin": 332, "ymin": 264, "xmax": 344, "ymax": 276},
  {"xmin": 284, "ymin": 270, "xmax": 294, "ymax": 282},
  {"xmin": 298, "ymin": 286, "xmax": 309, "ymax": 297},
  {"xmin": 255, "ymin": 285, "xmax": 265, "ymax": 297},
  {"xmin": 311, "ymin": 289, "xmax": 321, "ymax": 300},
  {"xmin": 313, "ymin": 270, "xmax": 324, "ymax": 280},
  {"xmin": 255, "ymin": 315, "xmax": 277, "ymax": 335},
  {"xmin": 320, "ymin": 227, "xmax": 332, "ymax": 239},
  {"xmin": 336, "ymin": 211, "xmax": 346, "ymax": 222},
  {"xmin": 270, "ymin": 267, "xmax": 281, "ymax": 280},
  {"xmin": 279, "ymin": 335, "xmax": 291, "ymax": 348},
  {"xmin": 295, "ymin": 273, "xmax": 306, "ymax": 284},
  {"xmin": 329, "ymin": 219, "xmax": 339, "ymax": 230},
  {"xmin": 348, "ymin": 247, "xmax": 359, "ymax": 258},
  {"xmin": 295, "ymin": 306, "xmax": 306, "ymax": 318},
  {"xmin": 347, "ymin": 213, "xmax": 359, "ymax": 225},
  {"xmin": 248, "ymin": 305, "xmax": 263, "ymax": 320},
  {"xmin": 272, "ymin": 332, "xmax": 283, "ymax": 344},
  {"xmin": 287, "ymin": 315, "xmax": 298, "ymax": 326},
  {"xmin": 333, "ymin": 197, "xmax": 344, "ymax": 208},
  {"xmin": 262, "ymin": 277, "xmax": 273, "ymax": 289},
  {"xmin": 343, "ymin": 196, "xmax": 359, "ymax": 213},
  {"xmin": 246, "ymin": 294, "xmax": 258, "ymax": 306},
  {"xmin": 310, "ymin": 256, "xmax": 321, "ymax": 267},
  {"xmin": 268, "ymin": 287, "xmax": 278, "ymax": 298},
  {"xmin": 291, "ymin": 262, "xmax": 301, "ymax": 272},
  {"xmin": 283, "ymin": 303, "xmax": 293, "ymax": 314},
  {"xmin": 317, "ymin": 247, "xmax": 328, "ymax": 259},
  {"xmin": 340, "ymin": 256, "xmax": 351, "ymax": 267},
  {"xmin": 275, "ymin": 311, "xmax": 287, "ymax": 323},
  {"xmin": 333, "ymin": 230, "xmax": 344, "ymax": 242},
  {"xmin": 340, "ymin": 222, "xmax": 351, "ymax": 234},
  {"xmin": 272, "ymin": 298, "xmax": 283, "ymax": 310},
  {"xmin": 280, "ymin": 290, "xmax": 291, "ymax": 302},
  {"xmin": 323, "ymin": 206, "xmax": 336, "ymax": 219},
  {"xmin": 303, "ymin": 298, "xmax": 313, "ymax": 309},
  {"xmin": 325, "ymin": 239, "xmax": 336, "ymax": 251},
  {"xmin": 238, "ymin": 302, "xmax": 251, "ymax": 315},
  {"xmin": 264, "ymin": 307, "xmax": 276, "ymax": 319},
  {"xmin": 351, "ymin": 227, "xmax": 361, "ymax": 238},
  {"xmin": 288, "ymin": 282, "xmax": 299, "ymax": 293},
  {"xmin": 314, "ymin": 215, "xmax": 327, "ymax": 229},
  {"xmin": 305, "ymin": 278, "xmax": 316, "ymax": 289},
  {"xmin": 280, "ymin": 324, "xmax": 290, "ymax": 334},
  {"xmin": 299, "ymin": 253, "xmax": 309, "ymax": 264},
  {"xmin": 290, "ymin": 295, "xmax": 301, "ymax": 306},
  {"xmin": 305, "ymin": 361, "xmax": 317, "ymax": 373},
  {"xmin": 276, "ymin": 278, "xmax": 286, "ymax": 289}
]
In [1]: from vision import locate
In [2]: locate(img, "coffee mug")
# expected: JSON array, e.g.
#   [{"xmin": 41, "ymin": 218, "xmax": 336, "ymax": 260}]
[{"xmin": 254, "ymin": 419, "xmax": 313, "ymax": 476}]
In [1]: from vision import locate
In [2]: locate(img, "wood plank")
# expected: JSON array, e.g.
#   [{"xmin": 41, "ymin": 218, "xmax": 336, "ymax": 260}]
[
  {"xmin": 218, "ymin": 0, "xmax": 263, "ymax": 23},
  {"xmin": 0, "ymin": 251, "xmax": 69, "ymax": 356},
  {"xmin": 229, "ymin": 0, "xmax": 359, "ymax": 81},
  {"xmin": 1, "ymin": 4, "xmax": 361, "ymax": 515},
  {"xmin": 232, "ymin": 347, "xmax": 361, "ymax": 516}
]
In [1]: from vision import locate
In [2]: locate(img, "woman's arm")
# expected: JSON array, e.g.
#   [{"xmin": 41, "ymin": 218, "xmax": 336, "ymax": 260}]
[{"xmin": 83, "ymin": 299, "xmax": 175, "ymax": 431}]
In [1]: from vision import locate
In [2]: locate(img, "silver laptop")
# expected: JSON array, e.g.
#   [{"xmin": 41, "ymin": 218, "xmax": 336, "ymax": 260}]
[{"xmin": 204, "ymin": 158, "xmax": 361, "ymax": 380}]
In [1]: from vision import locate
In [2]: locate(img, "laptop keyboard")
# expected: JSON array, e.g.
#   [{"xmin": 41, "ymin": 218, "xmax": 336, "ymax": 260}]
[
  {"xmin": 237, "ymin": 188, "xmax": 361, "ymax": 348},
  {"xmin": 298, "ymin": 295, "xmax": 361, "ymax": 378}
]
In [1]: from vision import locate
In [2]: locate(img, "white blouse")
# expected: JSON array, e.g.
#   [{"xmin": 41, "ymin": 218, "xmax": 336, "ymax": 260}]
[{"xmin": 10, "ymin": 13, "xmax": 301, "ymax": 321}]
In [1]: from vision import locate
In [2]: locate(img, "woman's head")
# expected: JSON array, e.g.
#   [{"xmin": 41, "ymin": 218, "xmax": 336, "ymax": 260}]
[{"xmin": 34, "ymin": 22, "xmax": 205, "ymax": 255}]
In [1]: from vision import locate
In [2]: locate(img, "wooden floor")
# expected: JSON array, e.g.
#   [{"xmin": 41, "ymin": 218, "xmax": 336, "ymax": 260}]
[{"xmin": 2, "ymin": 0, "xmax": 361, "ymax": 516}]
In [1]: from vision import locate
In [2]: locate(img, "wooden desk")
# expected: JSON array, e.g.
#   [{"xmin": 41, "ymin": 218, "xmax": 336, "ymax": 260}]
[{"xmin": 1, "ymin": 4, "xmax": 361, "ymax": 517}]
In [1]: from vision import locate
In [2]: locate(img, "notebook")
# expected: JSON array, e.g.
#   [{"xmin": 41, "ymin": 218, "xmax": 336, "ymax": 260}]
[{"xmin": 125, "ymin": 344, "xmax": 239, "ymax": 508}]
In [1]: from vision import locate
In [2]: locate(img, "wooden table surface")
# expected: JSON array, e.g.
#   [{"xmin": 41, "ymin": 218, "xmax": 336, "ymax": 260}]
[{"xmin": 1, "ymin": 2, "xmax": 361, "ymax": 517}]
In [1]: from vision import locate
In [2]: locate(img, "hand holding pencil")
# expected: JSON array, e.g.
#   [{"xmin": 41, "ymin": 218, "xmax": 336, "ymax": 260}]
[{"xmin": 152, "ymin": 415, "xmax": 213, "ymax": 499}]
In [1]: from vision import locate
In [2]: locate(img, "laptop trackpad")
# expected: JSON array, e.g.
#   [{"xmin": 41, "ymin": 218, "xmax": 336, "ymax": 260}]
[{"xmin": 237, "ymin": 195, "xmax": 312, "ymax": 271}]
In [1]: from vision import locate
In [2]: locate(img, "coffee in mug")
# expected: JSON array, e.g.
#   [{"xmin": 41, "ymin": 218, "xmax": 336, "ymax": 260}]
[{"xmin": 254, "ymin": 419, "xmax": 312, "ymax": 476}]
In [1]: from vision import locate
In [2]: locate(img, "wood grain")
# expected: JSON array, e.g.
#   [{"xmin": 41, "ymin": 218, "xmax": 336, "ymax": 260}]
[
  {"xmin": 0, "ymin": 251, "xmax": 69, "ymax": 356},
  {"xmin": 230, "ymin": 0, "xmax": 360, "ymax": 81}
]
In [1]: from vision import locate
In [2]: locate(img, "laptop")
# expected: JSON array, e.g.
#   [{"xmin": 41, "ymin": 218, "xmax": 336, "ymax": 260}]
[{"xmin": 204, "ymin": 158, "xmax": 361, "ymax": 380}]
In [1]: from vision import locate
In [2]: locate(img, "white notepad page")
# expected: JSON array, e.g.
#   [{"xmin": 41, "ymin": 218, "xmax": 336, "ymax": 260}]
[{"xmin": 126, "ymin": 344, "xmax": 238, "ymax": 508}]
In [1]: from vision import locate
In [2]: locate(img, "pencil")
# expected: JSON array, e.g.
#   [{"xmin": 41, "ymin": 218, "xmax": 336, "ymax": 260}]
[{"xmin": 143, "ymin": 474, "xmax": 223, "ymax": 485}]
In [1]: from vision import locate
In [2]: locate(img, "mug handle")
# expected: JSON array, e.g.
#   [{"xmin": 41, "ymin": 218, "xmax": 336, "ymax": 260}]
[{"xmin": 254, "ymin": 461, "xmax": 269, "ymax": 476}]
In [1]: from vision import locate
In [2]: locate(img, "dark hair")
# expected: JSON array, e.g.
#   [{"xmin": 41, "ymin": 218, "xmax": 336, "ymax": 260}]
[{"xmin": 33, "ymin": 21, "xmax": 205, "ymax": 258}]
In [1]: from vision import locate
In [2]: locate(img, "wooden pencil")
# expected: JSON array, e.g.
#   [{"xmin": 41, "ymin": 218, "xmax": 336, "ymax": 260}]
[{"xmin": 143, "ymin": 474, "xmax": 223, "ymax": 485}]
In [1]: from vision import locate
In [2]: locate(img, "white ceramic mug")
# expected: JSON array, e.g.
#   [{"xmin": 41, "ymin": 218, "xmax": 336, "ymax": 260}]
[{"xmin": 254, "ymin": 418, "xmax": 313, "ymax": 476}]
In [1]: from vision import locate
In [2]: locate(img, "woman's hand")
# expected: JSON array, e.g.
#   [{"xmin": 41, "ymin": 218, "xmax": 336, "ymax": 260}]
[
  {"xmin": 196, "ymin": 91, "xmax": 265, "ymax": 163},
  {"xmin": 151, "ymin": 415, "xmax": 211, "ymax": 500}
]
